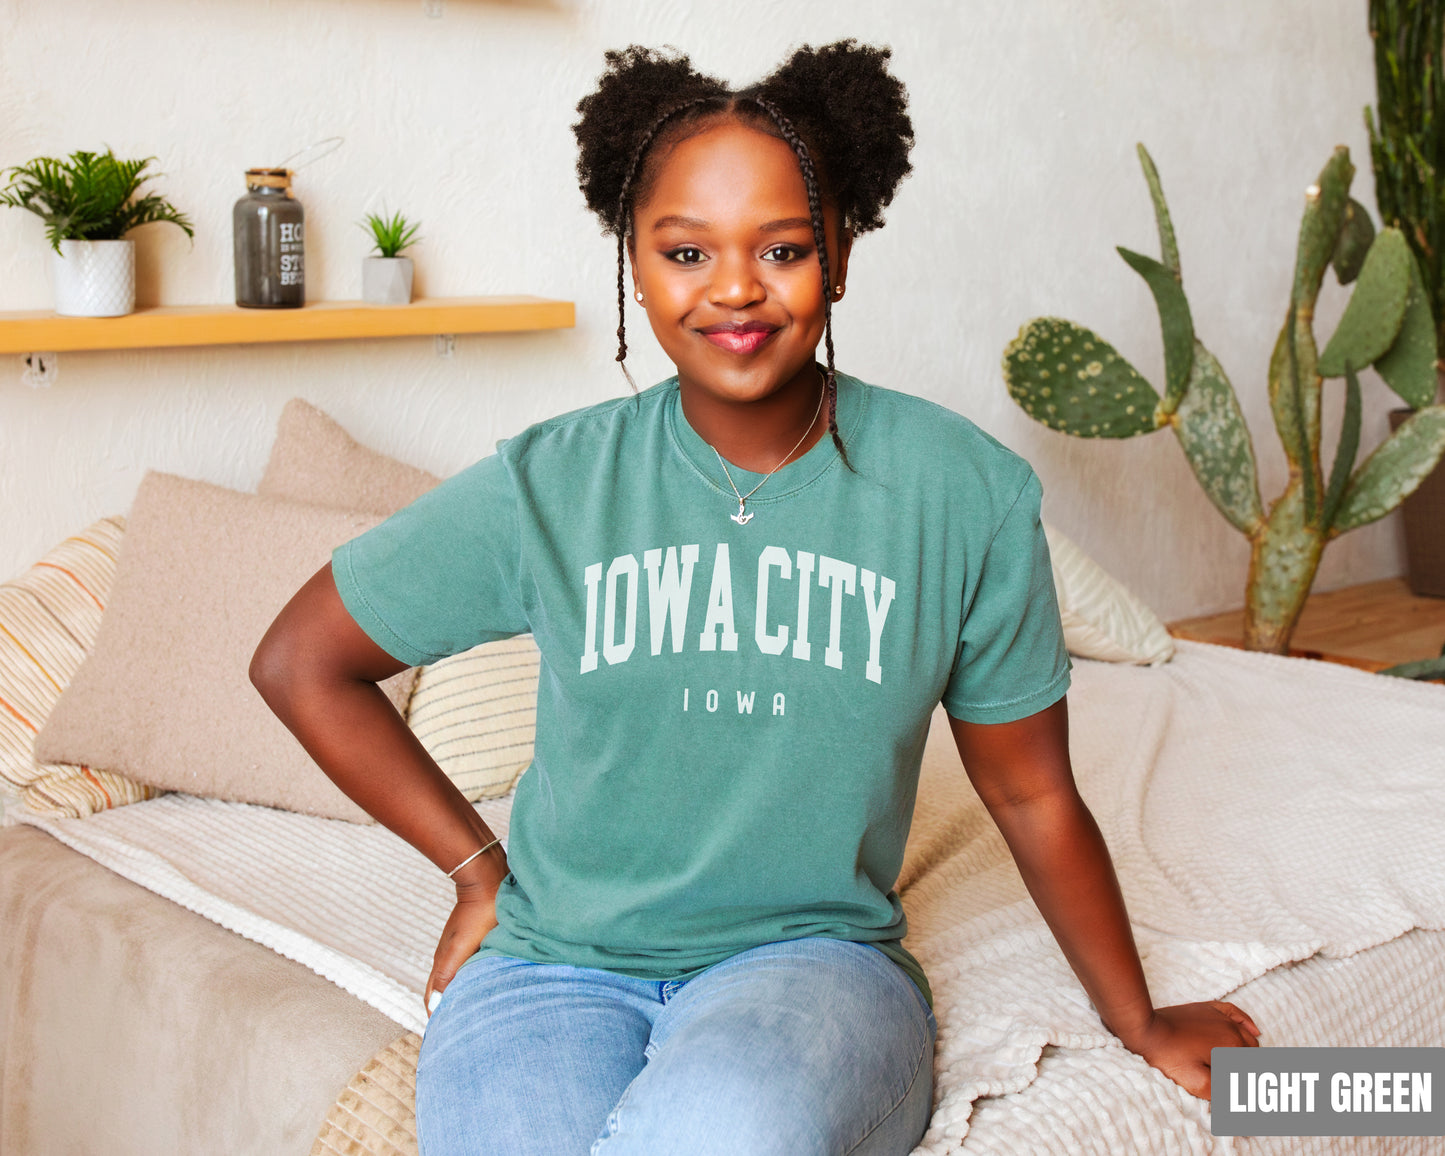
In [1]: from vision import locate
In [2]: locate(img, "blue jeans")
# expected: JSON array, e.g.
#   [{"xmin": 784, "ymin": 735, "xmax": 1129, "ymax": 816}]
[{"xmin": 416, "ymin": 937, "xmax": 936, "ymax": 1156}]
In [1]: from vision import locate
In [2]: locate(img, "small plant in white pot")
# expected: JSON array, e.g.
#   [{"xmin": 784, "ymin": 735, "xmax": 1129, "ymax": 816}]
[
  {"xmin": 360, "ymin": 210, "xmax": 420, "ymax": 304},
  {"xmin": 0, "ymin": 149, "xmax": 194, "ymax": 317}
]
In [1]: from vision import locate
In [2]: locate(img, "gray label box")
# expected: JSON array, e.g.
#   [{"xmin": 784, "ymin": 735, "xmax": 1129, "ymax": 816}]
[{"xmin": 1211, "ymin": 1047, "xmax": 1442, "ymax": 1136}]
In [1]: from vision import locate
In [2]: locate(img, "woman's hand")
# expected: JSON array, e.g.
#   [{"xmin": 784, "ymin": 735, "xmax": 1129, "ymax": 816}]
[
  {"xmin": 1113, "ymin": 1000, "xmax": 1261, "ymax": 1100},
  {"xmin": 424, "ymin": 846, "xmax": 510, "ymax": 1017},
  {"xmin": 425, "ymin": 890, "xmax": 498, "ymax": 1016}
]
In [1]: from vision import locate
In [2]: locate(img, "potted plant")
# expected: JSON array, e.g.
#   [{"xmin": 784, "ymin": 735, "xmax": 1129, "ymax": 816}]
[
  {"xmin": 1002, "ymin": 144, "xmax": 1445, "ymax": 655},
  {"xmin": 360, "ymin": 210, "xmax": 421, "ymax": 305},
  {"xmin": 1366, "ymin": 0, "xmax": 1445, "ymax": 596},
  {"xmin": 0, "ymin": 149, "xmax": 193, "ymax": 317}
]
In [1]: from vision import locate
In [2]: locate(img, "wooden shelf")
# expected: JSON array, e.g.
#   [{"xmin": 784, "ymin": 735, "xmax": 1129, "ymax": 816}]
[
  {"xmin": 1169, "ymin": 578, "xmax": 1445, "ymax": 671},
  {"xmin": 0, "ymin": 295, "xmax": 574, "ymax": 354}
]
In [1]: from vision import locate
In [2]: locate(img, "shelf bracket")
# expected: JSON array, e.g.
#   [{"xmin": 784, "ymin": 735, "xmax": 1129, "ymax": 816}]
[
  {"xmin": 21, "ymin": 352, "xmax": 58, "ymax": 388},
  {"xmin": 434, "ymin": 334, "xmax": 456, "ymax": 359}
]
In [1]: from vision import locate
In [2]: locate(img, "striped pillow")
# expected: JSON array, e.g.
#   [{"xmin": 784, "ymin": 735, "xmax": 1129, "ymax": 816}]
[
  {"xmin": 406, "ymin": 636, "xmax": 540, "ymax": 800},
  {"xmin": 0, "ymin": 517, "xmax": 158, "ymax": 817},
  {"xmin": 1043, "ymin": 522, "xmax": 1174, "ymax": 665}
]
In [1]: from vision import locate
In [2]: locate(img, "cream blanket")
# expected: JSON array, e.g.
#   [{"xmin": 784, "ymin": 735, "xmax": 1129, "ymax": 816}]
[{"xmin": 21, "ymin": 641, "xmax": 1445, "ymax": 1152}]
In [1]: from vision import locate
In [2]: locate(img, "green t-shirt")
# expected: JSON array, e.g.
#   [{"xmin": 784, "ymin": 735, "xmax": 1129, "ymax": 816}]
[{"xmin": 332, "ymin": 373, "xmax": 1071, "ymax": 1007}]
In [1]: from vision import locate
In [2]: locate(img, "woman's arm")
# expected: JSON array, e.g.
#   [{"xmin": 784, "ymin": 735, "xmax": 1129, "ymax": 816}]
[
  {"xmin": 250, "ymin": 562, "xmax": 508, "ymax": 1012},
  {"xmin": 948, "ymin": 697, "xmax": 1259, "ymax": 1100}
]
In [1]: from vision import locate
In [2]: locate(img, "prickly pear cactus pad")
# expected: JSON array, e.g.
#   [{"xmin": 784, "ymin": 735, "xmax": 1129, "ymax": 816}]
[
  {"xmin": 1330, "ymin": 198, "xmax": 1376, "ymax": 285},
  {"xmin": 1317, "ymin": 227, "xmax": 1410, "ymax": 378},
  {"xmin": 1170, "ymin": 341, "xmax": 1264, "ymax": 534},
  {"xmin": 1372, "ymin": 251, "xmax": 1439, "ymax": 409},
  {"xmin": 1117, "ymin": 246, "xmax": 1195, "ymax": 415},
  {"xmin": 1003, "ymin": 319, "xmax": 1165, "ymax": 437},
  {"xmin": 1331, "ymin": 405, "xmax": 1445, "ymax": 534}
]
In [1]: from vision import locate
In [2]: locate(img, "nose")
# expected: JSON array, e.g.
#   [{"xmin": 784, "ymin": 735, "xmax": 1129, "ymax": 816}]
[{"xmin": 708, "ymin": 251, "xmax": 764, "ymax": 309}]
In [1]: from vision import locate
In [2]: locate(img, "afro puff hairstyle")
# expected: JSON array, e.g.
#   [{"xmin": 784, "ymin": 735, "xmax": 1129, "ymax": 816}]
[{"xmin": 572, "ymin": 41, "xmax": 914, "ymax": 456}]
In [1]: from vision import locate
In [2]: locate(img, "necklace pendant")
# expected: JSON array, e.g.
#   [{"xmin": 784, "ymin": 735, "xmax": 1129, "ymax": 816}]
[{"xmin": 707, "ymin": 381, "xmax": 826, "ymax": 529}]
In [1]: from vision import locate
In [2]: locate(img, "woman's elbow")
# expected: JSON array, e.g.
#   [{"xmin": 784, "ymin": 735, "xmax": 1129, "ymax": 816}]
[
  {"xmin": 250, "ymin": 564, "xmax": 403, "ymax": 706},
  {"xmin": 249, "ymin": 620, "xmax": 302, "ymax": 708}
]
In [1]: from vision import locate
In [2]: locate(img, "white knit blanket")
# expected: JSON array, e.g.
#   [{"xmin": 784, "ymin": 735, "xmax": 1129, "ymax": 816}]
[{"xmin": 21, "ymin": 641, "xmax": 1445, "ymax": 1152}]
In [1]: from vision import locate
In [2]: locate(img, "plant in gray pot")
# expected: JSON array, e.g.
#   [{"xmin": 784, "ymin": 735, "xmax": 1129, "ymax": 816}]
[
  {"xmin": 0, "ymin": 149, "xmax": 193, "ymax": 317},
  {"xmin": 360, "ymin": 210, "xmax": 420, "ymax": 305}
]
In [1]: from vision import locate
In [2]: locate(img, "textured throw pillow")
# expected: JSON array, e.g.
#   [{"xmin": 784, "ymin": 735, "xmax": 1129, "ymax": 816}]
[
  {"xmin": 258, "ymin": 397, "xmax": 441, "ymax": 515},
  {"xmin": 406, "ymin": 635, "xmax": 540, "ymax": 800},
  {"xmin": 259, "ymin": 398, "xmax": 539, "ymax": 799},
  {"xmin": 1043, "ymin": 522, "xmax": 1175, "ymax": 665},
  {"xmin": 0, "ymin": 516, "xmax": 159, "ymax": 818},
  {"xmin": 35, "ymin": 473, "xmax": 419, "ymax": 823}
]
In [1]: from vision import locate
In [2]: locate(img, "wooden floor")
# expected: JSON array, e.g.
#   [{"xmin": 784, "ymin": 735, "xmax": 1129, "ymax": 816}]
[{"xmin": 1168, "ymin": 578, "xmax": 1445, "ymax": 671}]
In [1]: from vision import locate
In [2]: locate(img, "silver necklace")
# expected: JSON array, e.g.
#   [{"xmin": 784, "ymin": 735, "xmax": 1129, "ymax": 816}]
[{"xmin": 709, "ymin": 384, "xmax": 825, "ymax": 525}]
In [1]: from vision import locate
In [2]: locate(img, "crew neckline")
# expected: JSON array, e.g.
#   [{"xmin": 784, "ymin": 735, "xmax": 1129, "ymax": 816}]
[{"xmin": 665, "ymin": 371, "xmax": 867, "ymax": 510}]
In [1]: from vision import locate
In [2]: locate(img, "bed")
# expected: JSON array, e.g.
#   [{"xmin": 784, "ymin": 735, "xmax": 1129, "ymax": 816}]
[{"xmin": 2, "ymin": 401, "xmax": 1442, "ymax": 1155}]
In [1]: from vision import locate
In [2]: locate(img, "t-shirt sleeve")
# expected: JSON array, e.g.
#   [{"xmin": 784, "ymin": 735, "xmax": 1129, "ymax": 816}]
[
  {"xmin": 940, "ymin": 469, "xmax": 1071, "ymax": 723},
  {"xmin": 330, "ymin": 451, "xmax": 529, "ymax": 667}
]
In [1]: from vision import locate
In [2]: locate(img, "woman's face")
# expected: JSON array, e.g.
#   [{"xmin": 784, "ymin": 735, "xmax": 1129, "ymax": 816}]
[{"xmin": 630, "ymin": 119, "xmax": 850, "ymax": 411}]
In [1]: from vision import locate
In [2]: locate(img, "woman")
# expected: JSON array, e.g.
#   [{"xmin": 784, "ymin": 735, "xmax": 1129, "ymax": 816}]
[{"xmin": 251, "ymin": 41, "xmax": 1258, "ymax": 1156}]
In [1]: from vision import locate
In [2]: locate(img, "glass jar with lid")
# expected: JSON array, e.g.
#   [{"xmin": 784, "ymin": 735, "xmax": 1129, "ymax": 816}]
[{"xmin": 233, "ymin": 169, "xmax": 304, "ymax": 308}]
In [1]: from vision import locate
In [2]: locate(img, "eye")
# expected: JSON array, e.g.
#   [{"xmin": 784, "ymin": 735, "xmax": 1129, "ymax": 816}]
[
  {"xmin": 762, "ymin": 245, "xmax": 805, "ymax": 263},
  {"xmin": 665, "ymin": 247, "xmax": 706, "ymax": 265}
]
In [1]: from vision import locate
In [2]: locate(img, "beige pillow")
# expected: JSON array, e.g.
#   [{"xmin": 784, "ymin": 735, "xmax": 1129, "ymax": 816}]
[
  {"xmin": 0, "ymin": 516, "xmax": 159, "ymax": 818},
  {"xmin": 1042, "ymin": 522, "xmax": 1174, "ymax": 665},
  {"xmin": 258, "ymin": 397, "xmax": 441, "ymax": 514},
  {"xmin": 35, "ymin": 473, "xmax": 419, "ymax": 823},
  {"xmin": 259, "ymin": 398, "xmax": 540, "ymax": 799}
]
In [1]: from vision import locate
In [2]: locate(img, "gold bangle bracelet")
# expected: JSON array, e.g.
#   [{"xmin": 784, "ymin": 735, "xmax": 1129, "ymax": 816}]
[{"xmin": 445, "ymin": 836, "xmax": 502, "ymax": 878}]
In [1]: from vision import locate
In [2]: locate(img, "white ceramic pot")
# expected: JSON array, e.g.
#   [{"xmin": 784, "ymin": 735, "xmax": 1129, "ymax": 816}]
[
  {"xmin": 362, "ymin": 256, "xmax": 414, "ymax": 305},
  {"xmin": 52, "ymin": 239, "xmax": 136, "ymax": 317}
]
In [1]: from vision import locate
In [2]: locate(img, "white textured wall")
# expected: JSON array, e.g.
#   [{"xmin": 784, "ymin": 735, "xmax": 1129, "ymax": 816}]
[{"xmin": 0, "ymin": 0, "xmax": 1401, "ymax": 619}]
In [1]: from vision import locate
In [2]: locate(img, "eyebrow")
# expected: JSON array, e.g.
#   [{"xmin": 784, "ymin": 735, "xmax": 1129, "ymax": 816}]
[
  {"xmin": 759, "ymin": 217, "xmax": 814, "ymax": 233},
  {"xmin": 649, "ymin": 215, "xmax": 814, "ymax": 234}
]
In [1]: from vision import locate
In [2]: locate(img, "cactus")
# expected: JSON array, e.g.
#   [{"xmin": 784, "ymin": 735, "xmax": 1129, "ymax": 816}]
[
  {"xmin": 1003, "ymin": 145, "xmax": 1445, "ymax": 654},
  {"xmin": 1380, "ymin": 644, "xmax": 1445, "ymax": 682},
  {"xmin": 1367, "ymin": 0, "xmax": 1445, "ymax": 359}
]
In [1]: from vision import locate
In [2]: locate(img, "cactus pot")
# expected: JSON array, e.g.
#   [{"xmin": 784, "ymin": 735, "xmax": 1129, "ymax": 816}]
[
  {"xmin": 1390, "ymin": 406, "xmax": 1445, "ymax": 597},
  {"xmin": 362, "ymin": 256, "xmax": 413, "ymax": 305},
  {"xmin": 51, "ymin": 239, "xmax": 136, "ymax": 317}
]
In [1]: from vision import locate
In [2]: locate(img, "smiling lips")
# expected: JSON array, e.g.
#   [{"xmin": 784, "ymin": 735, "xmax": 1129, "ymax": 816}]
[{"xmin": 698, "ymin": 321, "xmax": 778, "ymax": 355}]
